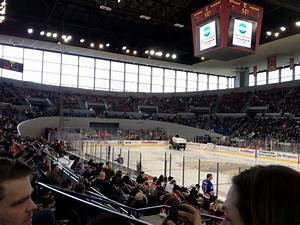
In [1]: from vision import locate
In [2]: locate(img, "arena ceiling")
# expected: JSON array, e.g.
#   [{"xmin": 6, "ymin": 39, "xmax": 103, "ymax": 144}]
[{"xmin": 2, "ymin": 0, "xmax": 300, "ymax": 64}]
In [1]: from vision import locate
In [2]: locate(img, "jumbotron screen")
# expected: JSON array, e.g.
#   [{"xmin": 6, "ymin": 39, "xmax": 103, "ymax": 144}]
[
  {"xmin": 229, "ymin": 17, "xmax": 257, "ymax": 50},
  {"xmin": 199, "ymin": 20, "xmax": 217, "ymax": 51}
]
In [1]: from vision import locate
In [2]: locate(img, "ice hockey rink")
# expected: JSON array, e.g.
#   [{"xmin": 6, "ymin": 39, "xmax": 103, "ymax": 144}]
[{"xmin": 79, "ymin": 142, "xmax": 300, "ymax": 201}]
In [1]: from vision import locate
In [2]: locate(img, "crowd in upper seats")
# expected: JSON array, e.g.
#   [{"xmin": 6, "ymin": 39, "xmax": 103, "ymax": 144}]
[
  {"xmin": 2, "ymin": 81, "xmax": 300, "ymax": 147},
  {"xmin": 234, "ymin": 117, "xmax": 300, "ymax": 143}
]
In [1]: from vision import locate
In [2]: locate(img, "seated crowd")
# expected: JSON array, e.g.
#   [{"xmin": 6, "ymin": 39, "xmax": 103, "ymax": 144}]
[{"xmin": 2, "ymin": 81, "xmax": 300, "ymax": 149}]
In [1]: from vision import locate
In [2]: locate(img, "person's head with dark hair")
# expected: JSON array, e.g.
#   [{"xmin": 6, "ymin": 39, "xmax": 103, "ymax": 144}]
[
  {"xmin": 74, "ymin": 182, "xmax": 86, "ymax": 194},
  {"xmin": 168, "ymin": 176, "xmax": 173, "ymax": 182},
  {"xmin": 153, "ymin": 176, "xmax": 158, "ymax": 183},
  {"xmin": 61, "ymin": 178, "xmax": 72, "ymax": 190},
  {"xmin": 222, "ymin": 165, "xmax": 300, "ymax": 225},
  {"xmin": 158, "ymin": 175, "xmax": 164, "ymax": 182},
  {"xmin": 0, "ymin": 157, "xmax": 37, "ymax": 225},
  {"xmin": 206, "ymin": 174, "xmax": 213, "ymax": 180}
]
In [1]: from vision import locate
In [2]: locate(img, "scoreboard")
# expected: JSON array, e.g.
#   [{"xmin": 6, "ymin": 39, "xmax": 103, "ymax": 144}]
[
  {"xmin": 191, "ymin": 0, "xmax": 263, "ymax": 61},
  {"xmin": 0, "ymin": 58, "xmax": 24, "ymax": 72}
]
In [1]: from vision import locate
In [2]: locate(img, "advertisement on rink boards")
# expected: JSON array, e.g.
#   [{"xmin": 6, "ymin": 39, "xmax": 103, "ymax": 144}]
[
  {"xmin": 257, "ymin": 150, "xmax": 299, "ymax": 163},
  {"xmin": 123, "ymin": 140, "xmax": 168, "ymax": 146},
  {"xmin": 187, "ymin": 142, "xmax": 299, "ymax": 163}
]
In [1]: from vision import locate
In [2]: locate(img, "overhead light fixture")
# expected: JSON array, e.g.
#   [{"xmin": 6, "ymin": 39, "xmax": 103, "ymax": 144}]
[
  {"xmin": 295, "ymin": 21, "xmax": 300, "ymax": 27},
  {"xmin": 62, "ymin": 34, "xmax": 67, "ymax": 39},
  {"xmin": 67, "ymin": 35, "xmax": 72, "ymax": 41},
  {"xmin": 90, "ymin": 43, "xmax": 95, "ymax": 48},
  {"xmin": 27, "ymin": 28, "xmax": 34, "ymax": 34},
  {"xmin": 201, "ymin": 56, "xmax": 205, "ymax": 60},
  {"xmin": 117, "ymin": 0, "xmax": 121, "ymax": 3},
  {"xmin": 140, "ymin": 15, "xmax": 151, "ymax": 20},
  {"xmin": 133, "ymin": 50, "xmax": 137, "ymax": 55},
  {"xmin": 280, "ymin": 26, "xmax": 286, "ymax": 32},
  {"xmin": 155, "ymin": 51, "xmax": 163, "ymax": 57},
  {"xmin": 99, "ymin": 43, "xmax": 104, "ymax": 49},
  {"xmin": 0, "ymin": 0, "xmax": 6, "ymax": 23},
  {"xmin": 172, "ymin": 54, "xmax": 177, "ymax": 59},
  {"xmin": 105, "ymin": 43, "xmax": 110, "ymax": 47},
  {"xmin": 57, "ymin": 41, "xmax": 61, "ymax": 45},
  {"xmin": 40, "ymin": 31, "xmax": 45, "ymax": 36},
  {"xmin": 122, "ymin": 46, "xmax": 127, "ymax": 50},
  {"xmin": 52, "ymin": 33, "xmax": 58, "ymax": 38},
  {"xmin": 165, "ymin": 53, "xmax": 170, "ymax": 58},
  {"xmin": 80, "ymin": 39, "xmax": 85, "ymax": 43},
  {"xmin": 266, "ymin": 31, "xmax": 272, "ymax": 36},
  {"xmin": 99, "ymin": 5, "xmax": 112, "ymax": 11},
  {"xmin": 174, "ymin": 23, "xmax": 185, "ymax": 28},
  {"xmin": 150, "ymin": 50, "xmax": 155, "ymax": 55},
  {"xmin": 145, "ymin": 50, "xmax": 149, "ymax": 54},
  {"xmin": 274, "ymin": 32, "xmax": 280, "ymax": 37},
  {"xmin": 1, "ymin": 0, "xmax": 6, "ymax": 7},
  {"xmin": 46, "ymin": 32, "xmax": 52, "ymax": 37},
  {"xmin": 126, "ymin": 49, "xmax": 130, "ymax": 53}
]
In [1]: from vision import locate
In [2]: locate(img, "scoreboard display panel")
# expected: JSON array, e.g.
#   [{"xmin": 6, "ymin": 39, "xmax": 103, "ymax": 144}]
[
  {"xmin": 229, "ymin": 17, "xmax": 257, "ymax": 50},
  {"xmin": 0, "ymin": 58, "xmax": 24, "ymax": 72}
]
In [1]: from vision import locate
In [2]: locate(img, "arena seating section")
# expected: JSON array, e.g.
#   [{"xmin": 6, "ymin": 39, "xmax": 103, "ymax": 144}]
[
  {"xmin": 2, "ymin": 79, "xmax": 300, "ymax": 224},
  {"xmin": 2, "ymin": 81, "xmax": 300, "ymax": 146}
]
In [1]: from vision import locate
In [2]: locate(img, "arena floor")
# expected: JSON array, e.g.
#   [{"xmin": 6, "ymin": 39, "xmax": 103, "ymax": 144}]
[{"xmin": 81, "ymin": 143, "xmax": 300, "ymax": 201}]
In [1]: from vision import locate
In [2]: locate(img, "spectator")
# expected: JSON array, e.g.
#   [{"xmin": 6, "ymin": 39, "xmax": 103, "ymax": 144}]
[
  {"xmin": 202, "ymin": 174, "xmax": 216, "ymax": 209},
  {"xmin": 0, "ymin": 158, "xmax": 37, "ymax": 225},
  {"xmin": 222, "ymin": 165, "xmax": 300, "ymax": 225}
]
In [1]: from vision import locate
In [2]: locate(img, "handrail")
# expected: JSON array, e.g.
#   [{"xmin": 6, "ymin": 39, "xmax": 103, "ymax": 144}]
[{"xmin": 37, "ymin": 182, "xmax": 152, "ymax": 225}]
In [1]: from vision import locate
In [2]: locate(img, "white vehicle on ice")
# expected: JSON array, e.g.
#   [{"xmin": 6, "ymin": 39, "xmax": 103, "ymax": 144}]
[{"xmin": 169, "ymin": 135, "xmax": 186, "ymax": 150}]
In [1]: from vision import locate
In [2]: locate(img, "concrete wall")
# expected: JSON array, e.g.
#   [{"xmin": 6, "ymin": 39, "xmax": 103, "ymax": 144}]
[{"xmin": 17, "ymin": 117, "xmax": 222, "ymax": 140}]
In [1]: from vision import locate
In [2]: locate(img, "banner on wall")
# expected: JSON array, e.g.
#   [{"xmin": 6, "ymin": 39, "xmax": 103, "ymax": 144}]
[
  {"xmin": 267, "ymin": 55, "xmax": 277, "ymax": 72},
  {"xmin": 290, "ymin": 57, "xmax": 295, "ymax": 70}
]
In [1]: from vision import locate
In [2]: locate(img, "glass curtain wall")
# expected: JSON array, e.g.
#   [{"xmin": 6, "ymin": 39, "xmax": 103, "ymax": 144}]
[{"xmin": 0, "ymin": 44, "xmax": 236, "ymax": 93}]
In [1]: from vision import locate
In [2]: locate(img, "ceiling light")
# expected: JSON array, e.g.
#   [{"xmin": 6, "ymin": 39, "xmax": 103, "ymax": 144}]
[
  {"xmin": 274, "ymin": 32, "xmax": 280, "ymax": 37},
  {"xmin": 40, "ymin": 31, "xmax": 45, "ymax": 36},
  {"xmin": 80, "ymin": 39, "xmax": 85, "ymax": 43},
  {"xmin": 165, "ymin": 53, "xmax": 170, "ymax": 58},
  {"xmin": 67, "ymin": 35, "xmax": 72, "ymax": 41},
  {"xmin": 27, "ymin": 28, "xmax": 34, "ymax": 34},
  {"xmin": 105, "ymin": 43, "xmax": 110, "ymax": 47},
  {"xmin": 155, "ymin": 51, "xmax": 163, "ymax": 57},
  {"xmin": 122, "ymin": 46, "xmax": 127, "ymax": 50},
  {"xmin": 57, "ymin": 41, "xmax": 61, "ymax": 45},
  {"xmin": 266, "ymin": 31, "xmax": 272, "ymax": 36},
  {"xmin": 52, "ymin": 33, "xmax": 58, "ymax": 38},
  {"xmin": 99, "ymin": 5, "xmax": 112, "ymax": 11},
  {"xmin": 126, "ymin": 49, "xmax": 130, "ymax": 53},
  {"xmin": 280, "ymin": 26, "xmax": 286, "ymax": 32},
  {"xmin": 133, "ymin": 50, "xmax": 137, "ymax": 55},
  {"xmin": 174, "ymin": 23, "xmax": 185, "ymax": 28},
  {"xmin": 99, "ymin": 43, "xmax": 104, "ymax": 49},
  {"xmin": 62, "ymin": 34, "xmax": 67, "ymax": 39},
  {"xmin": 201, "ymin": 56, "xmax": 205, "ymax": 60},
  {"xmin": 0, "ymin": 7, "xmax": 5, "ymax": 15},
  {"xmin": 172, "ymin": 54, "xmax": 177, "ymax": 59},
  {"xmin": 46, "ymin": 32, "xmax": 52, "ymax": 37},
  {"xmin": 150, "ymin": 50, "xmax": 155, "ymax": 55},
  {"xmin": 0, "ymin": 15, "xmax": 5, "ymax": 23},
  {"xmin": 145, "ymin": 50, "xmax": 149, "ymax": 54},
  {"xmin": 296, "ymin": 21, "xmax": 300, "ymax": 27},
  {"xmin": 90, "ymin": 43, "xmax": 95, "ymax": 48},
  {"xmin": 139, "ymin": 15, "xmax": 151, "ymax": 20}
]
